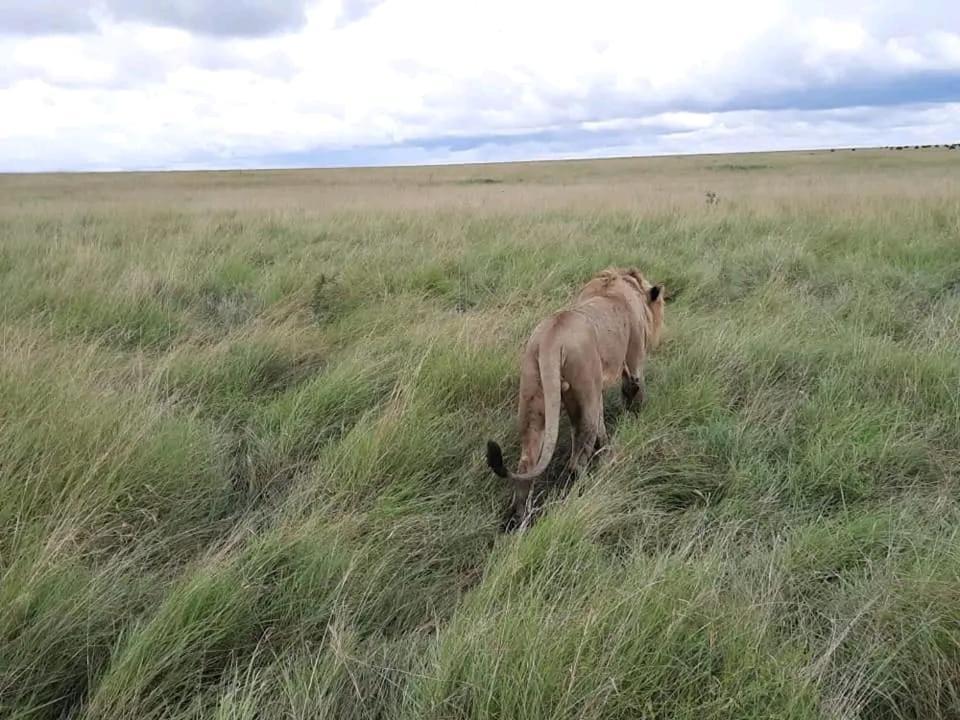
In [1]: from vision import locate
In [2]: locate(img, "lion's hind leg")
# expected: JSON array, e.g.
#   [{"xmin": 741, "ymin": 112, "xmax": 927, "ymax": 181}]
[
  {"xmin": 562, "ymin": 384, "xmax": 582, "ymax": 469},
  {"xmin": 564, "ymin": 377, "xmax": 603, "ymax": 479},
  {"xmin": 511, "ymin": 385, "xmax": 545, "ymax": 519}
]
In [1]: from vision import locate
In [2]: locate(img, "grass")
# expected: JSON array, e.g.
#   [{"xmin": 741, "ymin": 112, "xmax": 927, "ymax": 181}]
[{"xmin": 1, "ymin": 147, "xmax": 959, "ymax": 719}]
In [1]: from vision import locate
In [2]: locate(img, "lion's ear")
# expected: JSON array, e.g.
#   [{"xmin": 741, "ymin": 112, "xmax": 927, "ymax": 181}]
[{"xmin": 649, "ymin": 285, "xmax": 662, "ymax": 302}]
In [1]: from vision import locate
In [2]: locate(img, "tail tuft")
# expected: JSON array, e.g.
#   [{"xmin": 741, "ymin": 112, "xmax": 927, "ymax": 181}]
[{"xmin": 486, "ymin": 441, "xmax": 508, "ymax": 478}]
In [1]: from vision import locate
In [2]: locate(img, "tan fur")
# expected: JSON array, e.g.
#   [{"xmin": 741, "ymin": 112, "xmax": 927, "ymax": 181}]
[{"xmin": 486, "ymin": 267, "xmax": 666, "ymax": 517}]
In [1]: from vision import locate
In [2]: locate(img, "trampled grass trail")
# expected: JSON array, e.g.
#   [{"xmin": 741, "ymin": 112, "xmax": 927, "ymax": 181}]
[{"xmin": 1, "ymin": 149, "xmax": 959, "ymax": 719}]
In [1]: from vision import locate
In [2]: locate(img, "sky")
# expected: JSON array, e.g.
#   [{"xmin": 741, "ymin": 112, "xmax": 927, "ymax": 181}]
[{"xmin": 1, "ymin": 0, "xmax": 959, "ymax": 172}]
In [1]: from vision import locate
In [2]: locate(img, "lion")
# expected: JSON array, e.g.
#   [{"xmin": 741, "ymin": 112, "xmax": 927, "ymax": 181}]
[{"xmin": 486, "ymin": 267, "xmax": 665, "ymax": 519}]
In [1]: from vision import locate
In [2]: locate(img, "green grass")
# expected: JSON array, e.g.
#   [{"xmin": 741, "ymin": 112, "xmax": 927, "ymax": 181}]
[{"xmin": 1, "ymin": 148, "xmax": 959, "ymax": 719}]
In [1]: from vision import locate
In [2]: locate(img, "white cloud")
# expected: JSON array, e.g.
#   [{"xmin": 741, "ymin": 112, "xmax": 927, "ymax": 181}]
[{"xmin": 0, "ymin": 0, "xmax": 958, "ymax": 171}]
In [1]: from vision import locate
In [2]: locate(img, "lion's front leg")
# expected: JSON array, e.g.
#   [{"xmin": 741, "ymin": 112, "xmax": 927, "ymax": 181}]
[
  {"xmin": 622, "ymin": 326, "xmax": 648, "ymax": 411},
  {"xmin": 621, "ymin": 366, "xmax": 645, "ymax": 411},
  {"xmin": 595, "ymin": 404, "xmax": 608, "ymax": 451}
]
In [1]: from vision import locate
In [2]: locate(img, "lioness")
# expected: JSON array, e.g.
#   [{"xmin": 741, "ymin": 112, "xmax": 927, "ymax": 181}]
[{"xmin": 486, "ymin": 267, "xmax": 665, "ymax": 518}]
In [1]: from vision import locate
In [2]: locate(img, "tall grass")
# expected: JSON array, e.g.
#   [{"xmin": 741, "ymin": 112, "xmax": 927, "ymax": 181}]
[{"xmin": 1, "ymin": 149, "xmax": 959, "ymax": 719}]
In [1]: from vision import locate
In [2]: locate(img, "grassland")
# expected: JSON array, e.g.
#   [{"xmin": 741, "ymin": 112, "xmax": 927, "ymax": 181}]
[{"xmin": 1, "ymin": 148, "xmax": 959, "ymax": 719}]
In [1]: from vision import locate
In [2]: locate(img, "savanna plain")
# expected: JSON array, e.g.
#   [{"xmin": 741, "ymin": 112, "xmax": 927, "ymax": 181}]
[{"xmin": 1, "ymin": 149, "xmax": 959, "ymax": 720}]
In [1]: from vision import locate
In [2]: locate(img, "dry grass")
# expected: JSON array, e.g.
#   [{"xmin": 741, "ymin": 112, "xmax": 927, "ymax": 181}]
[{"xmin": 2, "ymin": 148, "xmax": 957, "ymax": 215}]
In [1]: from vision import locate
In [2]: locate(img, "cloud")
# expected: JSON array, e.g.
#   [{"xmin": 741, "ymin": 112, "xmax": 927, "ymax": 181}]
[
  {"xmin": 0, "ymin": 1, "xmax": 96, "ymax": 35},
  {"xmin": 0, "ymin": 0, "xmax": 959, "ymax": 171},
  {"xmin": 0, "ymin": 0, "xmax": 311, "ymax": 37},
  {"xmin": 103, "ymin": 0, "xmax": 310, "ymax": 37},
  {"xmin": 715, "ymin": 70, "xmax": 960, "ymax": 113},
  {"xmin": 151, "ymin": 102, "xmax": 956, "ymax": 173},
  {"xmin": 336, "ymin": 0, "xmax": 386, "ymax": 26}
]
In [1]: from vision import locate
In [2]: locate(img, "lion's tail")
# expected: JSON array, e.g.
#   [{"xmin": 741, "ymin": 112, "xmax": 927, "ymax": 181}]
[{"xmin": 486, "ymin": 346, "xmax": 563, "ymax": 482}]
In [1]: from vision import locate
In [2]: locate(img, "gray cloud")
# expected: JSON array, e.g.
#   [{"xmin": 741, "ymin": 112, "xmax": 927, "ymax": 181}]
[
  {"xmin": 712, "ymin": 70, "xmax": 960, "ymax": 114},
  {"xmin": 225, "ymin": 104, "xmax": 959, "ymax": 172},
  {"xmin": 0, "ymin": 1, "xmax": 96, "ymax": 35},
  {"xmin": 415, "ymin": 65, "xmax": 960, "ymax": 153},
  {"xmin": 0, "ymin": 0, "xmax": 310, "ymax": 37},
  {"xmin": 336, "ymin": 0, "xmax": 386, "ymax": 26},
  {"xmin": 103, "ymin": 0, "xmax": 309, "ymax": 37}
]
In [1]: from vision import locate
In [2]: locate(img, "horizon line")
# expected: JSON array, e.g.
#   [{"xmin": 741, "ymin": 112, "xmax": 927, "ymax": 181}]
[{"xmin": 2, "ymin": 141, "xmax": 957, "ymax": 177}]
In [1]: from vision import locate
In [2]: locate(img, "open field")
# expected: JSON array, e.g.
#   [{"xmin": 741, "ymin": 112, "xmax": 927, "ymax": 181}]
[{"xmin": 1, "ymin": 148, "xmax": 959, "ymax": 719}]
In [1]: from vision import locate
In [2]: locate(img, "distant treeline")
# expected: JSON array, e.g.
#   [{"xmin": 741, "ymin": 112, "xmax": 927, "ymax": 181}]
[{"xmin": 830, "ymin": 143, "xmax": 960, "ymax": 152}]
